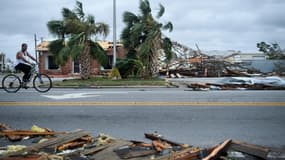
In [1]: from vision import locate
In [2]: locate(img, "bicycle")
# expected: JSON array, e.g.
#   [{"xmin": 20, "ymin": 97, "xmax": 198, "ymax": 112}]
[{"xmin": 2, "ymin": 64, "xmax": 52, "ymax": 93}]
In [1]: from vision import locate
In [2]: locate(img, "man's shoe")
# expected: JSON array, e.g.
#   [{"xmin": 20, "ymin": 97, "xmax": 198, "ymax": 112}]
[{"xmin": 22, "ymin": 82, "xmax": 29, "ymax": 89}]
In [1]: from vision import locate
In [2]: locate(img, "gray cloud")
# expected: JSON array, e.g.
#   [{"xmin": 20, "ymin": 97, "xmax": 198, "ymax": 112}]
[{"xmin": 0, "ymin": 0, "xmax": 284, "ymax": 61}]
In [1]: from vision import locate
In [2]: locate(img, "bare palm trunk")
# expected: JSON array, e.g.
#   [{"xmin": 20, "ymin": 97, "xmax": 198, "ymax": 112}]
[
  {"xmin": 149, "ymin": 35, "xmax": 162, "ymax": 76},
  {"xmin": 79, "ymin": 44, "xmax": 91, "ymax": 80}
]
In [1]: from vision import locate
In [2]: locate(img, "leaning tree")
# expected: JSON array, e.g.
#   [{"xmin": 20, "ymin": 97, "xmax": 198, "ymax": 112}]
[
  {"xmin": 47, "ymin": 1, "xmax": 109, "ymax": 79},
  {"xmin": 121, "ymin": 0, "xmax": 173, "ymax": 77}
]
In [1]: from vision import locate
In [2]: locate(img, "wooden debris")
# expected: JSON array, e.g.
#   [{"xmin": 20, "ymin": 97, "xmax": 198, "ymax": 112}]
[
  {"xmin": 0, "ymin": 126, "xmax": 282, "ymax": 160},
  {"xmin": 1, "ymin": 130, "xmax": 91, "ymax": 158},
  {"xmin": 0, "ymin": 130, "xmax": 65, "ymax": 136},
  {"xmin": 145, "ymin": 133, "xmax": 187, "ymax": 148},
  {"xmin": 152, "ymin": 140, "xmax": 171, "ymax": 152},
  {"xmin": 81, "ymin": 144, "xmax": 110, "ymax": 156},
  {"xmin": 229, "ymin": 140, "xmax": 270, "ymax": 159},
  {"xmin": 88, "ymin": 139, "xmax": 132, "ymax": 160},
  {"xmin": 57, "ymin": 141, "xmax": 86, "ymax": 151},
  {"xmin": 154, "ymin": 147, "xmax": 204, "ymax": 160},
  {"xmin": 0, "ymin": 123, "xmax": 12, "ymax": 131},
  {"xmin": 0, "ymin": 154, "xmax": 48, "ymax": 160},
  {"xmin": 203, "ymin": 139, "xmax": 232, "ymax": 160},
  {"xmin": 0, "ymin": 124, "xmax": 22, "ymax": 142},
  {"xmin": 114, "ymin": 146, "xmax": 156, "ymax": 159},
  {"xmin": 57, "ymin": 135, "xmax": 93, "ymax": 151}
]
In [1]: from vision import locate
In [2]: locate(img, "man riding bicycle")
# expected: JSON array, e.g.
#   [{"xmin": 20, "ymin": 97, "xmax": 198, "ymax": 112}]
[{"xmin": 14, "ymin": 43, "xmax": 38, "ymax": 88}]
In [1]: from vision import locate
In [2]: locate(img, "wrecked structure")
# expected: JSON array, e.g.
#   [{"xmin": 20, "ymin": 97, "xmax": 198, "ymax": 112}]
[
  {"xmin": 160, "ymin": 42, "xmax": 285, "ymax": 77},
  {"xmin": 1, "ymin": 123, "xmax": 284, "ymax": 160}
]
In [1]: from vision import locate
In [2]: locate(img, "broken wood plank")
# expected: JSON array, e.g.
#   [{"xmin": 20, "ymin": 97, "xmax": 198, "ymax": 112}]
[
  {"xmin": 154, "ymin": 147, "xmax": 203, "ymax": 160},
  {"xmin": 57, "ymin": 141, "xmax": 86, "ymax": 151},
  {"xmin": 203, "ymin": 139, "xmax": 232, "ymax": 160},
  {"xmin": 1, "ymin": 130, "xmax": 91, "ymax": 158},
  {"xmin": 57, "ymin": 135, "xmax": 94, "ymax": 151},
  {"xmin": 0, "ymin": 154, "xmax": 47, "ymax": 160},
  {"xmin": 27, "ymin": 130, "xmax": 91, "ymax": 152},
  {"xmin": 145, "ymin": 133, "xmax": 187, "ymax": 148},
  {"xmin": 0, "ymin": 130, "xmax": 65, "ymax": 136},
  {"xmin": 81, "ymin": 144, "xmax": 110, "ymax": 156},
  {"xmin": 0, "ymin": 123, "xmax": 12, "ymax": 131},
  {"xmin": 229, "ymin": 140, "xmax": 270, "ymax": 159},
  {"xmin": 88, "ymin": 139, "xmax": 132, "ymax": 160},
  {"xmin": 115, "ymin": 146, "xmax": 156, "ymax": 159},
  {"xmin": 152, "ymin": 140, "xmax": 171, "ymax": 152}
]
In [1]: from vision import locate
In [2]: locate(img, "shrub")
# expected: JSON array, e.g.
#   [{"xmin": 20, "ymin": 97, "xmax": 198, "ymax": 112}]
[{"xmin": 108, "ymin": 67, "xmax": 122, "ymax": 80}]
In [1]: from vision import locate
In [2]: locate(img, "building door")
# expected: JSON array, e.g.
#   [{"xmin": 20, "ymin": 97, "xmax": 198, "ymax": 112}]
[{"xmin": 73, "ymin": 59, "xmax": 80, "ymax": 74}]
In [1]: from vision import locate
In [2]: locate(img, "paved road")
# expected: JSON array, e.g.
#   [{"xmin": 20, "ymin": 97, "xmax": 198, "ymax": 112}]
[
  {"xmin": 0, "ymin": 88, "xmax": 285, "ymax": 148},
  {"xmin": 1, "ymin": 88, "xmax": 285, "ymax": 102}
]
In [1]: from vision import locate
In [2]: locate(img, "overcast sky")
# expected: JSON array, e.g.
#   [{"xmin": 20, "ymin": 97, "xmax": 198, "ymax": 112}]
[{"xmin": 0, "ymin": 0, "xmax": 284, "ymax": 61}]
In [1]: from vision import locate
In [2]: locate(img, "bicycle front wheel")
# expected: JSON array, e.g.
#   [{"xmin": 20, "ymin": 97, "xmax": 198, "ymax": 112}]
[
  {"xmin": 33, "ymin": 74, "xmax": 52, "ymax": 93},
  {"xmin": 2, "ymin": 74, "xmax": 21, "ymax": 93}
]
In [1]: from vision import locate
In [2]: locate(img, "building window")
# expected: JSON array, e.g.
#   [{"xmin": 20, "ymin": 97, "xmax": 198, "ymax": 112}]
[
  {"xmin": 102, "ymin": 55, "xmax": 113, "ymax": 69},
  {"xmin": 48, "ymin": 56, "xmax": 59, "ymax": 69}
]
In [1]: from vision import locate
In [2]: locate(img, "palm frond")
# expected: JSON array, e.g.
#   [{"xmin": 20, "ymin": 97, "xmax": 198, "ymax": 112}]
[
  {"xmin": 130, "ymin": 23, "xmax": 144, "ymax": 36},
  {"xmin": 162, "ymin": 22, "xmax": 173, "ymax": 32},
  {"xmin": 156, "ymin": 4, "xmax": 165, "ymax": 19},
  {"xmin": 62, "ymin": 8, "xmax": 78, "ymax": 20},
  {"xmin": 57, "ymin": 47, "xmax": 71, "ymax": 66},
  {"xmin": 89, "ymin": 41, "xmax": 107, "ymax": 65},
  {"xmin": 162, "ymin": 37, "xmax": 173, "ymax": 62},
  {"xmin": 48, "ymin": 39, "xmax": 65, "ymax": 56},
  {"xmin": 123, "ymin": 11, "xmax": 139, "ymax": 24},
  {"xmin": 139, "ymin": 0, "xmax": 151, "ymax": 16},
  {"xmin": 138, "ymin": 39, "xmax": 152, "ymax": 58},
  {"xmin": 65, "ymin": 19, "xmax": 85, "ymax": 34},
  {"xmin": 48, "ymin": 40, "xmax": 70, "ymax": 66},
  {"xmin": 74, "ymin": 1, "xmax": 85, "ymax": 19},
  {"xmin": 95, "ymin": 23, "xmax": 110, "ymax": 38},
  {"xmin": 70, "ymin": 44, "xmax": 84, "ymax": 60},
  {"xmin": 68, "ymin": 32, "xmax": 85, "ymax": 46},
  {"xmin": 47, "ymin": 20, "xmax": 65, "ymax": 38},
  {"xmin": 86, "ymin": 14, "xmax": 95, "ymax": 24},
  {"xmin": 121, "ymin": 28, "xmax": 132, "ymax": 48}
]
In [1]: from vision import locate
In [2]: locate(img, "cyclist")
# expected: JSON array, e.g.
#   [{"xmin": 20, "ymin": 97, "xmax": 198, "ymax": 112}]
[{"xmin": 14, "ymin": 43, "xmax": 38, "ymax": 88}]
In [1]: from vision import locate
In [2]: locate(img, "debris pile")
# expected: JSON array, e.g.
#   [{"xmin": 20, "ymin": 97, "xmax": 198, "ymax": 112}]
[
  {"xmin": 0, "ymin": 123, "xmax": 284, "ymax": 160},
  {"xmin": 175, "ymin": 76, "xmax": 285, "ymax": 90}
]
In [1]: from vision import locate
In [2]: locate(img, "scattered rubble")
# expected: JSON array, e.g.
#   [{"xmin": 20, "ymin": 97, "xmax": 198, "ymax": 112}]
[
  {"xmin": 0, "ymin": 123, "xmax": 284, "ymax": 160},
  {"xmin": 169, "ymin": 76, "xmax": 285, "ymax": 90}
]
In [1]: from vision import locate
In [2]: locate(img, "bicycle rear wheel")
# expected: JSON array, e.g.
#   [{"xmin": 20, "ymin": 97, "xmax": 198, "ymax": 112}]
[
  {"xmin": 33, "ymin": 73, "xmax": 52, "ymax": 93},
  {"xmin": 2, "ymin": 74, "xmax": 21, "ymax": 93}
]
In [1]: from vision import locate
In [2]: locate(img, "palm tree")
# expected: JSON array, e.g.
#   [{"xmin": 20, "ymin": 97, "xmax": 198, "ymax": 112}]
[
  {"xmin": 47, "ymin": 1, "xmax": 109, "ymax": 79},
  {"xmin": 121, "ymin": 0, "xmax": 173, "ymax": 77}
]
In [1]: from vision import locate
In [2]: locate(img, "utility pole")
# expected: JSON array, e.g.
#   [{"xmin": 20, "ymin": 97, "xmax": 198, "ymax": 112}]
[
  {"xmin": 34, "ymin": 34, "xmax": 38, "ymax": 62},
  {"xmin": 112, "ymin": 0, "xmax": 117, "ymax": 68}
]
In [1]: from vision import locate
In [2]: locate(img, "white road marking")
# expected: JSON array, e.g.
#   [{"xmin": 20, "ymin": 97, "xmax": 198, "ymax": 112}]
[
  {"xmin": 42, "ymin": 93, "xmax": 100, "ymax": 100},
  {"xmin": 41, "ymin": 91, "xmax": 128, "ymax": 100}
]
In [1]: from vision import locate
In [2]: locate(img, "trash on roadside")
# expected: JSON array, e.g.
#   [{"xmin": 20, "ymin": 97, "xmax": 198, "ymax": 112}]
[
  {"xmin": 0, "ymin": 123, "xmax": 284, "ymax": 160},
  {"xmin": 185, "ymin": 76, "xmax": 285, "ymax": 90}
]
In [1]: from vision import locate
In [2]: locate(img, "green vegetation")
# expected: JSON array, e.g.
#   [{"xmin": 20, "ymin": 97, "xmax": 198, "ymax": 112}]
[
  {"xmin": 108, "ymin": 68, "xmax": 122, "ymax": 80},
  {"xmin": 46, "ymin": 0, "xmax": 174, "ymax": 80},
  {"xmin": 120, "ymin": 0, "xmax": 173, "ymax": 77},
  {"xmin": 52, "ymin": 77, "xmax": 166, "ymax": 87},
  {"xmin": 47, "ymin": 1, "xmax": 109, "ymax": 80},
  {"xmin": 257, "ymin": 41, "xmax": 285, "ymax": 60}
]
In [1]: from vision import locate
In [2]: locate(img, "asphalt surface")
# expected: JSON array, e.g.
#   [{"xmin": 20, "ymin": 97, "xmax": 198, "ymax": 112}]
[
  {"xmin": 1, "ymin": 105, "xmax": 285, "ymax": 148},
  {"xmin": 0, "ymin": 88, "xmax": 285, "ymax": 148}
]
